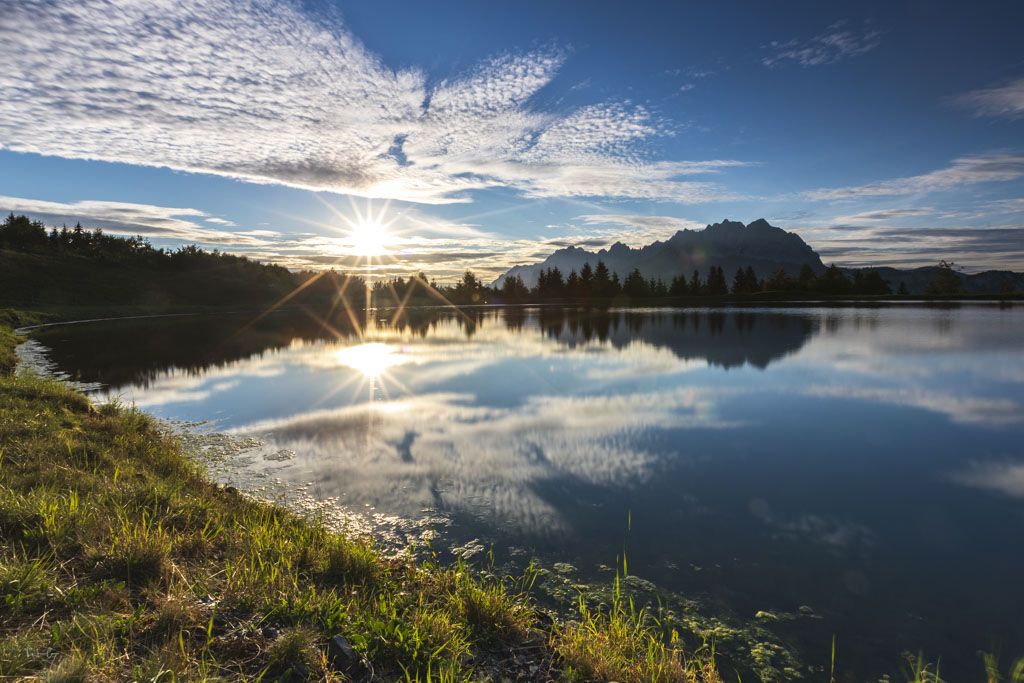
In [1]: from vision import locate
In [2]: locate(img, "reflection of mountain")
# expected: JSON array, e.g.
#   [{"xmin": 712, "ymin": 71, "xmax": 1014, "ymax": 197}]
[
  {"xmin": 537, "ymin": 309, "xmax": 818, "ymax": 369},
  {"xmin": 35, "ymin": 307, "xmax": 820, "ymax": 387}
]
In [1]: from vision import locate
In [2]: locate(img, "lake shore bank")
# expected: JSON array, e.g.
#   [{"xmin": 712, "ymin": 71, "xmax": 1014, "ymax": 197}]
[
  {"xmin": 0, "ymin": 320, "xmax": 722, "ymax": 682},
  {"xmin": 6, "ymin": 311, "xmax": 1023, "ymax": 682}
]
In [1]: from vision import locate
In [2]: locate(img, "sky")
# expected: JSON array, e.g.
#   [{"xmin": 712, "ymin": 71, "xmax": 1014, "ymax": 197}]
[{"xmin": 1, "ymin": 0, "xmax": 1023, "ymax": 280}]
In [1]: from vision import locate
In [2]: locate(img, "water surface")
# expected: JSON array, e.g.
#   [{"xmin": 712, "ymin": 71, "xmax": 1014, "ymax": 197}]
[{"xmin": 32, "ymin": 305, "xmax": 1024, "ymax": 678}]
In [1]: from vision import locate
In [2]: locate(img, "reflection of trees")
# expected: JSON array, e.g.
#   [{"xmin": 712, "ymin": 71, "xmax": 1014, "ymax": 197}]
[
  {"xmin": 535, "ymin": 308, "xmax": 819, "ymax": 369},
  {"xmin": 36, "ymin": 311, "xmax": 365, "ymax": 387},
  {"xmin": 40, "ymin": 305, "xmax": 821, "ymax": 389}
]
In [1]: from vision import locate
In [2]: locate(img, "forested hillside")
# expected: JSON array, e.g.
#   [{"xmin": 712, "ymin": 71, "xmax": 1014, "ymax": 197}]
[{"xmin": 0, "ymin": 214, "xmax": 364, "ymax": 311}]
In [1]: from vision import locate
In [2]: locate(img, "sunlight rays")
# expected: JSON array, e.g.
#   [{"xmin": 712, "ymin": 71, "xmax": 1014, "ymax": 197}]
[
  {"xmin": 334, "ymin": 342, "xmax": 410, "ymax": 379},
  {"xmin": 235, "ymin": 196, "xmax": 487, "ymax": 440}
]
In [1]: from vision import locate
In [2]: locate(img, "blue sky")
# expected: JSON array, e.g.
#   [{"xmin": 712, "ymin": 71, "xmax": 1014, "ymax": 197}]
[{"xmin": 1, "ymin": 0, "xmax": 1022, "ymax": 278}]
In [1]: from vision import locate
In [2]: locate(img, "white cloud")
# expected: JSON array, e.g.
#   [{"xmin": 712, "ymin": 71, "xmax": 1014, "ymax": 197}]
[
  {"xmin": 804, "ymin": 154, "xmax": 1024, "ymax": 201},
  {"xmin": 0, "ymin": 0, "xmax": 746, "ymax": 205},
  {"xmin": 0, "ymin": 195, "xmax": 265, "ymax": 245},
  {"xmin": 833, "ymin": 208, "xmax": 934, "ymax": 222},
  {"xmin": 763, "ymin": 22, "xmax": 881, "ymax": 67},
  {"xmin": 954, "ymin": 77, "xmax": 1024, "ymax": 119},
  {"xmin": 572, "ymin": 213, "xmax": 706, "ymax": 246},
  {"xmin": 981, "ymin": 198, "xmax": 1024, "ymax": 215}
]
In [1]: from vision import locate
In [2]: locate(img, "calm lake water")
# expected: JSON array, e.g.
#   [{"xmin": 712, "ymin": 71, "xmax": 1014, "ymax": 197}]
[{"xmin": 31, "ymin": 305, "xmax": 1024, "ymax": 679}]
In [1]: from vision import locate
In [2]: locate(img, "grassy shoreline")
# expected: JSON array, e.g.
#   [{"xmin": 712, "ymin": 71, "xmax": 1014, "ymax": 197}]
[
  {"xmin": 0, "ymin": 322, "xmax": 721, "ymax": 681},
  {"xmin": 6, "ymin": 316, "xmax": 1022, "ymax": 682}
]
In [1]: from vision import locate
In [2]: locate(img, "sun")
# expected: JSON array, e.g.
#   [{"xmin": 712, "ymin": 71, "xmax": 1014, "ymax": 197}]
[
  {"xmin": 334, "ymin": 342, "xmax": 408, "ymax": 378},
  {"xmin": 346, "ymin": 219, "xmax": 392, "ymax": 256}
]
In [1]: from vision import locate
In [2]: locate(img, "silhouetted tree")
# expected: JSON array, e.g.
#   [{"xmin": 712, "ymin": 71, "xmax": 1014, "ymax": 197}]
[
  {"xmin": 924, "ymin": 260, "xmax": 962, "ymax": 296},
  {"xmin": 592, "ymin": 260, "xmax": 612, "ymax": 298},
  {"xmin": 452, "ymin": 270, "xmax": 487, "ymax": 303},
  {"xmin": 764, "ymin": 267, "xmax": 792, "ymax": 292},
  {"xmin": 798, "ymin": 264, "xmax": 818, "ymax": 291},
  {"xmin": 579, "ymin": 262, "xmax": 594, "ymax": 299},
  {"xmin": 536, "ymin": 267, "xmax": 566, "ymax": 299},
  {"xmin": 705, "ymin": 266, "xmax": 728, "ymax": 295},
  {"xmin": 731, "ymin": 266, "xmax": 760, "ymax": 294},
  {"xmin": 817, "ymin": 264, "xmax": 851, "ymax": 294},
  {"xmin": 669, "ymin": 273, "xmax": 689, "ymax": 296},
  {"xmin": 623, "ymin": 269, "xmax": 650, "ymax": 298},
  {"xmin": 566, "ymin": 270, "xmax": 581, "ymax": 298},
  {"xmin": 852, "ymin": 269, "xmax": 891, "ymax": 295},
  {"xmin": 689, "ymin": 269, "xmax": 703, "ymax": 295},
  {"xmin": 500, "ymin": 273, "xmax": 530, "ymax": 301}
]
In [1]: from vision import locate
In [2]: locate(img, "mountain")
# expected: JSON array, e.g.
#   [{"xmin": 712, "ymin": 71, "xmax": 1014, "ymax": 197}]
[
  {"xmin": 858, "ymin": 266, "xmax": 1024, "ymax": 296},
  {"xmin": 495, "ymin": 218, "xmax": 1024, "ymax": 294},
  {"xmin": 494, "ymin": 219, "xmax": 824, "ymax": 288}
]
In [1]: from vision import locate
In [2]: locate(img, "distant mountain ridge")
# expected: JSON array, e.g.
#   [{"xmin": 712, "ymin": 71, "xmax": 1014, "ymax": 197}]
[
  {"xmin": 495, "ymin": 218, "xmax": 1024, "ymax": 295},
  {"xmin": 495, "ymin": 219, "xmax": 823, "ymax": 288}
]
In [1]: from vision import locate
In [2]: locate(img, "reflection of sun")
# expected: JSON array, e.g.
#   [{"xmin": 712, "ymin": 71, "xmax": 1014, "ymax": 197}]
[
  {"xmin": 335, "ymin": 342, "xmax": 408, "ymax": 379},
  {"xmin": 346, "ymin": 219, "xmax": 393, "ymax": 256}
]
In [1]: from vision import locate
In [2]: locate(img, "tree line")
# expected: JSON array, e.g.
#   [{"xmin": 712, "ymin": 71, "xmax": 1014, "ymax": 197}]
[
  {"xmin": 0, "ymin": 213, "xmax": 366, "ymax": 308},
  {"xmin": 370, "ymin": 260, "xmax": 895, "ymax": 306},
  {"xmin": 5, "ymin": 212, "xmax": 978, "ymax": 308}
]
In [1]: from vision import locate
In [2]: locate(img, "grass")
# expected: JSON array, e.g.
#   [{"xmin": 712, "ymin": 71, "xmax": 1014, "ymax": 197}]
[
  {"xmin": 0, "ymin": 322, "xmax": 721, "ymax": 681},
  {"xmin": 554, "ymin": 574, "xmax": 721, "ymax": 683}
]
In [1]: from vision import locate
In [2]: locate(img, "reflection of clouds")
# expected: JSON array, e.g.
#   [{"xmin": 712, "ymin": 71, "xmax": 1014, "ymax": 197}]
[
  {"xmin": 949, "ymin": 462, "xmax": 1024, "ymax": 498},
  {"xmin": 805, "ymin": 385, "xmax": 1023, "ymax": 426},
  {"xmin": 749, "ymin": 498, "xmax": 874, "ymax": 553},
  {"xmin": 582, "ymin": 341, "xmax": 703, "ymax": 380},
  {"xmin": 226, "ymin": 387, "xmax": 739, "ymax": 535},
  {"xmin": 100, "ymin": 361, "xmax": 286, "ymax": 407}
]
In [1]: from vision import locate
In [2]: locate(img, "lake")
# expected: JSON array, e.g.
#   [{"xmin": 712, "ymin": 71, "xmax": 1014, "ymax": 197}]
[{"xmin": 28, "ymin": 304, "xmax": 1024, "ymax": 679}]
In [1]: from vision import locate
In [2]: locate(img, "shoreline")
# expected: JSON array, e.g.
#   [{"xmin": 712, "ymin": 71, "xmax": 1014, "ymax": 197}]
[
  {"xmin": 0, "ymin": 319, "xmax": 724, "ymax": 682},
  {"xmin": 4, "ymin": 313, "xmax": 1020, "ymax": 681}
]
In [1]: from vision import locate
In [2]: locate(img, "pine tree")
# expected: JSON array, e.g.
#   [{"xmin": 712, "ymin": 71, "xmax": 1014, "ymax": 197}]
[
  {"xmin": 689, "ymin": 269, "xmax": 702, "ymax": 295},
  {"xmin": 669, "ymin": 274, "xmax": 689, "ymax": 296}
]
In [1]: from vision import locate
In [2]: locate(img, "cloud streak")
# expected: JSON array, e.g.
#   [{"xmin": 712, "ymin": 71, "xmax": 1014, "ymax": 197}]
[
  {"xmin": 954, "ymin": 77, "xmax": 1024, "ymax": 119},
  {"xmin": 804, "ymin": 154, "xmax": 1024, "ymax": 201},
  {"xmin": 0, "ymin": 0, "xmax": 745, "ymax": 205},
  {"xmin": 0, "ymin": 195, "xmax": 269, "ymax": 245},
  {"xmin": 763, "ymin": 22, "xmax": 881, "ymax": 68}
]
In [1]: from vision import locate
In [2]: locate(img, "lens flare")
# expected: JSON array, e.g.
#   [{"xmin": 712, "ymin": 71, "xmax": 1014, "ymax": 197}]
[
  {"xmin": 347, "ymin": 219, "xmax": 392, "ymax": 256},
  {"xmin": 334, "ymin": 342, "xmax": 408, "ymax": 378}
]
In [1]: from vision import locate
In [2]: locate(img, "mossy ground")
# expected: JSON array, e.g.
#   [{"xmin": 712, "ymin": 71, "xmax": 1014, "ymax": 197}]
[{"xmin": 0, "ymin": 324, "xmax": 720, "ymax": 682}]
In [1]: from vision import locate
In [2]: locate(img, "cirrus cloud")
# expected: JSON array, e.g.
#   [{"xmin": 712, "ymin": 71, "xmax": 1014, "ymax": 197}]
[
  {"xmin": 762, "ymin": 21, "xmax": 882, "ymax": 68},
  {"xmin": 0, "ymin": 194, "xmax": 270, "ymax": 245},
  {"xmin": 0, "ymin": 0, "xmax": 746, "ymax": 206},
  {"xmin": 804, "ymin": 153, "xmax": 1024, "ymax": 201},
  {"xmin": 953, "ymin": 77, "xmax": 1024, "ymax": 120}
]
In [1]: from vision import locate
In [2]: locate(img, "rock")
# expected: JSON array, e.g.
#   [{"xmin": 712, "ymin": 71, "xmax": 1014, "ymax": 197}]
[
  {"xmin": 328, "ymin": 634, "xmax": 359, "ymax": 673},
  {"xmin": 224, "ymin": 485, "xmax": 238, "ymax": 495},
  {"xmin": 290, "ymin": 662, "xmax": 309, "ymax": 681},
  {"xmin": 798, "ymin": 605, "xmax": 815, "ymax": 615},
  {"xmin": 261, "ymin": 626, "xmax": 279, "ymax": 639}
]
